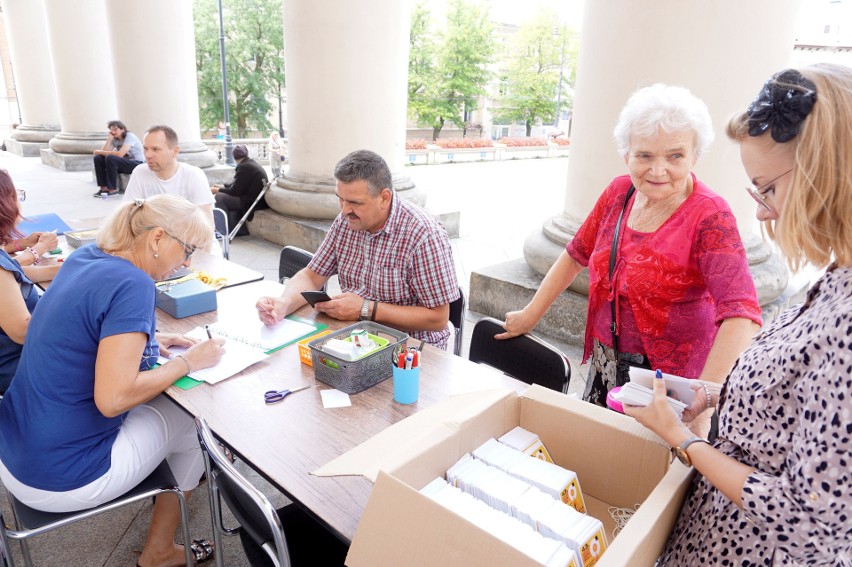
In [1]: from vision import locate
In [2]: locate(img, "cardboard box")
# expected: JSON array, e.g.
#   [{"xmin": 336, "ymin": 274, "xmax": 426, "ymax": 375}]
[{"xmin": 346, "ymin": 386, "xmax": 694, "ymax": 567}]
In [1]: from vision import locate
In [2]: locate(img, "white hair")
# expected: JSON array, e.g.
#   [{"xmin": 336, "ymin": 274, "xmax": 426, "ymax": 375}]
[{"xmin": 613, "ymin": 83, "xmax": 714, "ymax": 158}]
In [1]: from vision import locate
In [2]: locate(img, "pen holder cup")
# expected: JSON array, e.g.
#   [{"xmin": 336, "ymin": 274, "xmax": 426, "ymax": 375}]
[{"xmin": 392, "ymin": 365, "xmax": 420, "ymax": 404}]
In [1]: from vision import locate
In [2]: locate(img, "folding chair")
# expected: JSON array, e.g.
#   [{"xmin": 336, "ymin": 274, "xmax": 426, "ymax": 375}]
[
  {"xmin": 194, "ymin": 417, "xmax": 347, "ymax": 567},
  {"xmin": 468, "ymin": 317, "xmax": 571, "ymax": 393},
  {"xmin": 448, "ymin": 288, "xmax": 465, "ymax": 356},
  {"xmin": 212, "ymin": 207, "xmax": 230, "ymax": 260},
  {"xmin": 228, "ymin": 176, "xmax": 273, "ymax": 241},
  {"xmin": 0, "ymin": 461, "xmax": 192, "ymax": 567}
]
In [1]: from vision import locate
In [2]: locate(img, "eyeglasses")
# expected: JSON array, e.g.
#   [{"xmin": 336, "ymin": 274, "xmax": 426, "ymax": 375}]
[
  {"xmin": 165, "ymin": 231, "xmax": 196, "ymax": 261},
  {"xmin": 745, "ymin": 169, "xmax": 793, "ymax": 212},
  {"xmin": 16, "ymin": 188, "xmax": 25, "ymax": 202}
]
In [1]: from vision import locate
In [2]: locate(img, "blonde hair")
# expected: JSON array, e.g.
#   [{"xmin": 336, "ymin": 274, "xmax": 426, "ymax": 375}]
[
  {"xmin": 97, "ymin": 194, "xmax": 212, "ymax": 254},
  {"xmin": 727, "ymin": 63, "xmax": 852, "ymax": 271}
]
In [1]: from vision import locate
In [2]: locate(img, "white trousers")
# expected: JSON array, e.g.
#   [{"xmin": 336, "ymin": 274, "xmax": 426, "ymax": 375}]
[{"xmin": 0, "ymin": 395, "xmax": 203, "ymax": 513}]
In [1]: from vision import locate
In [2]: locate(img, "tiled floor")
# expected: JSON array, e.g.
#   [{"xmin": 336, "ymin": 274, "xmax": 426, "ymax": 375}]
[{"xmin": 0, "ymin": 150, "xmax": 589, "ymax": 565}]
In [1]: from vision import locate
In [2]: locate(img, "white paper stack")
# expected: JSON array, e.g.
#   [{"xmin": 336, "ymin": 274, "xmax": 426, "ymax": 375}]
[
  {"xmin": 421, "ymin": 478, "xmax": 581, "ymax": 567},
  {"xmin": 611, "ymin": 382, "xmax": 687, "ymax": 419},
  {"xmin": 474, "ymin": 438, "xmax": 586, "ymax": 514},
  {"xmin": 538, "ymin": 502, "xmax": 607, "ymax": 567},
  {"xmin": 499, "ymin": 425, "xmax": 553, "ymax": 462}
]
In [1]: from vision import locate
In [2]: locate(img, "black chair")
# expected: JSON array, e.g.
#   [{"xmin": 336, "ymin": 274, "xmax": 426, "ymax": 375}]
[
  {"xmin": 278, "ymin": 246, "xmax": 328, "ymax": 295},
  {"xmin": 212, "ymin": 207, "xmax": 230, "ymax": 260},
  {"xmin": 194, "ymin": 417, "xmax": 347, "ymax": 567},
  {"xmin": 468, "ymin": 317, "xmax": 571, "ymax": 394},
  {"xmin": 0, "ymin": 461, "xmax": 193, "ymax": 567},
  {"xmin": 448, "ymin": 288, "xmax": 465, "ymax": 356}
]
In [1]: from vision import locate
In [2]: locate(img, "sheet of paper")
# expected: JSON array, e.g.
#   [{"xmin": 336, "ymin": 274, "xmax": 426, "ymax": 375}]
[
  {"xmin": 628, "ymin": 367, "xmax": 696, "ymax": 405},
  {"xmin": 208, "ymin": 315, "xmax": 318, "ymax": 352},
  {"xmin": 159, "ymin": 327, "xmax": 267, "ymax": 384},
  {"xmin": 320, "ymin": 389, "xmax": 351, "ymax": 409}
]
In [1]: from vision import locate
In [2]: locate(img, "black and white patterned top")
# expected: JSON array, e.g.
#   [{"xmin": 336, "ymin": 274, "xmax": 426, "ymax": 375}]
[{"xmin": 659, "ymin": 265, "xmax": 852, "ymax": 566}]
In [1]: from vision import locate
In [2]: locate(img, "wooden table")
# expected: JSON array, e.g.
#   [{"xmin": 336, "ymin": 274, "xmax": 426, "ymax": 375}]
[{"xmin": 157, "ymin": 280, "xmax": 527, "ymax": 543}]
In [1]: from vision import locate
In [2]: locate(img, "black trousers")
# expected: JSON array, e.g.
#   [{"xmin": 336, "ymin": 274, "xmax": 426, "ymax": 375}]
[{"xmin": 93, "ymin": 154, "xmax": 141, "ymax": 190}]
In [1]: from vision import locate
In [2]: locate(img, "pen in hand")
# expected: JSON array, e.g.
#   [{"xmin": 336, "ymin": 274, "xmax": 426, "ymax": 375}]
[{"xmin": 205, "ymin": 325, "xmax": 213, "ymax": 340}]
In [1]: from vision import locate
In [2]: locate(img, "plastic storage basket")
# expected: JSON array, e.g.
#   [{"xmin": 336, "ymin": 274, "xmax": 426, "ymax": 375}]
[{"xmin": 309, "ymin": 322, "xmax": 409, "ymax": 394}]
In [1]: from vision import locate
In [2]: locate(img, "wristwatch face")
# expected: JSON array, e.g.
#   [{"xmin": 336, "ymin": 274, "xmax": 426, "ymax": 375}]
[
  {"xmin": 360, "ymin": 301, "xmax": 369, "ymax": 320},
  {"xmin": 674, "ymin": 446, "xmax": 691, "ymax": 466}
]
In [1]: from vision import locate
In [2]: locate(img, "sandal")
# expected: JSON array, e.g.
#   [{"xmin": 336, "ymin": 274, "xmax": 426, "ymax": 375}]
[{"xmin": 189, "ymin": 539, "xmax": 215, "ymax": 564}]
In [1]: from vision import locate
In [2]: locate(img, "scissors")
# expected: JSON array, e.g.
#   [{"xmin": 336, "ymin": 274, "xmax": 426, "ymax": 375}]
[{"xmin": 264, "ymin": 384, "xmax": 310, "ymax": 404}]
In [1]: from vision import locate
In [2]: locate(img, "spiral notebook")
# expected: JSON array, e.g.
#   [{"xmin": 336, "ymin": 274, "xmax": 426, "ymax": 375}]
[{"xmin": 206, "ymin": 316, "xmax": 320, "ymax": 353}]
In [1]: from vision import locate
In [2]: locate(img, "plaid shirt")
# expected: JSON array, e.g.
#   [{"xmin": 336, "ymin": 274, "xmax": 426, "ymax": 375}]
[{"xmin": 308, "ymin": 193, "xmax": 459, "ymax": 349}]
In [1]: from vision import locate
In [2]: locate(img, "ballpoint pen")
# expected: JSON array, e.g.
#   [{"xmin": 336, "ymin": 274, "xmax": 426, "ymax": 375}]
[{"xmin": 205, "ymin": 325, "xmax": 213, "ymax": 339}]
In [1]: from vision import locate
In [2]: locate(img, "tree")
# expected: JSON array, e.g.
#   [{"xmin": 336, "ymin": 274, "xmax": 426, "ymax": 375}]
[
  {"xmin": 193, "ymin": 0, "xmax": 285, "ymax": 137},
  {"xmin": 407, "ymin": 0, "xmax": 495, "ymax": 140},
  {"xmin": 497, "ymin": 8, "xmax": 578, "ymax": 136}
]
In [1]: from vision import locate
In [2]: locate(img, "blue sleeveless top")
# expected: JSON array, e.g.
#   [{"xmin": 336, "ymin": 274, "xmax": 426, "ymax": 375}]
[{"xmin": 0, "ymin": 250, "xmax": 38, "ymax": 393}]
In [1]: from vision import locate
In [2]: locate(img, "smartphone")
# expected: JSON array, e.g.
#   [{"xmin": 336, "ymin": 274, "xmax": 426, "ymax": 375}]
[{"xmin": 301, "ymin": 290, "xmax": 332, "ymax": 307}]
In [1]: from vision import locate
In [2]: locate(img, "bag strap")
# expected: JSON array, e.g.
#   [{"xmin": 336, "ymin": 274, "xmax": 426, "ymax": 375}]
[{"xmin": 609, "ymin": 185, "xmax": 635, "ymax": 356}]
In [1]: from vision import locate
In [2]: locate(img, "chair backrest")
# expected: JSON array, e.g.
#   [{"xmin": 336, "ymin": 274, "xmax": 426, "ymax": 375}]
[
  {"xmin": 195, "ymin": 417, "xmax": 292, "ymax": 567},
  {"xmin": 278, "ymin": 245, "xmax": 314, "ymax": 284},
  {"xmin": 212, "ymin": 208, "xmax": 230, "ymax": 260},
  {"xmin": 448, "ymin": 288, "xmax": 465, "ymax": 356},
  {"xmin": 468, "ymin": 317, "xmax": 570, "ymax": 394},
  {"xmin": 0, "ymin": 510, "xmax": 11, "ymax": 567}
]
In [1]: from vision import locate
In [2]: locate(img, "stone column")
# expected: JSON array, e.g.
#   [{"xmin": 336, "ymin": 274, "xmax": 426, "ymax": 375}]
[
  {"xmin": 472, "ymin": 0, "xmax": 802, "ymax": 345},
  {"xmin": 252, "ymin": 0, "xmax": 417, "ymax": 246},
  {"xmin": 40, "ymin": 0, "xmax": 117, "ymax": 171},
  {"xmin": 1, "ymin": 0, "xmax": 61, "ymax": 156},
  {"xmin": 105, "ymin": 0, "xmax": 216, "ymax": 169}
]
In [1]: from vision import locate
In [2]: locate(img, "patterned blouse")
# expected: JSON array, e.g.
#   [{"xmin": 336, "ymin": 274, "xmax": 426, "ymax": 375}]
[
  {"xmin": 566, "ymin": 174, "xmax": 762, "ymax": 378},
  {"xmin": 660, "ymin": 265, "xmax": 852, "ymax": 565}
]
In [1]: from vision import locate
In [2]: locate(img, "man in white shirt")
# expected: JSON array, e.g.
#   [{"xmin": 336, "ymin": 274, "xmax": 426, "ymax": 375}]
[{"xmin": 123, "ymin": 124, "xmax": 218, "ymax": 253}]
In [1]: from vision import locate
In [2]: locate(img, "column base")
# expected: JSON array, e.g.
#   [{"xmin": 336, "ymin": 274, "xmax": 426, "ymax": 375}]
[
  {"xmin": 40, "ymin": 149, "xmax": 96, "ymax": 171},
  {"xmin": 4, "ymin": 138, "xmax": 49, "ymax": 157},
  {"xmin": 469, "ymin": 257, "xmax": 588, "ymax": 348}
]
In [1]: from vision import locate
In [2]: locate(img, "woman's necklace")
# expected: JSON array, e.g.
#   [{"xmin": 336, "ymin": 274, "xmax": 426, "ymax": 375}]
[{"xmin": 629, "ymin": 188, "xmax": 688, "ymax": 232}]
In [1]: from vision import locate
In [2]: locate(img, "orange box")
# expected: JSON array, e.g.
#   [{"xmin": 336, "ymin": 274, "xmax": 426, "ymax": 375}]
[{"xmin": 297, "ymin": 330, "xmax": 332, "ymax": 365}]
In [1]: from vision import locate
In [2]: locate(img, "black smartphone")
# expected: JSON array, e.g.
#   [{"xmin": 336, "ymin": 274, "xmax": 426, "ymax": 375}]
[{"xmin": 301, "ymin": 290, "xmax": 332, "ymax": 307}]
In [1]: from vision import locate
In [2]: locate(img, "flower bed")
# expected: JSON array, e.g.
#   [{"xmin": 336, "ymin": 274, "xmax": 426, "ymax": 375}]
[
  {"xmin": 405, "ymin": 139, "xmax": 430, "ymax": 150},
  {"xmin": 497, "ymin": 136, "xmax": 548, "ymax": 147},
  {"xmin": 552, "ymin": 136, "xmax": 571, "ymax": 146},
  {"xmin": 433, "ymin": 138, "xmax": 494, "ymax": 149}
]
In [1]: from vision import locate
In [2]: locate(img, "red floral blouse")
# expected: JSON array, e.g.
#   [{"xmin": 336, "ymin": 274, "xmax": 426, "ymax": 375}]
[{"xmin": 566, "ymin": 174, "xmax": 762, "ymax": 378}]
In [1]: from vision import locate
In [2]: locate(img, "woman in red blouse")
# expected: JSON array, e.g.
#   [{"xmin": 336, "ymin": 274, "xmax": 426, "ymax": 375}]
[{"xmin": 500, "ymin": 84, "xmax": 762, "ymax": 435}]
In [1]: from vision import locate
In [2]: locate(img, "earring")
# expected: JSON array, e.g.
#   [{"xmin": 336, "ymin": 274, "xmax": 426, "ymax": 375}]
[{"xmin": 154, "ymin": 251, "xmax": 159, "ymax": 258}]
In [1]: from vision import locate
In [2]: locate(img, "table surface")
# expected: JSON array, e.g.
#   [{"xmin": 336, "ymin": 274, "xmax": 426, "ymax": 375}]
[{"xmin": 157, "ymin": 280, "xmax": 526, "ymax": 543}]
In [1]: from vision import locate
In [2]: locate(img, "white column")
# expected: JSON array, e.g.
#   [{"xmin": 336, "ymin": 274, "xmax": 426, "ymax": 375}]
[
  {"xmin": 524, "ymin": 0, "xmax": 801, "ymax": 306},
  {"xmin": 41, "ymin": 0, "xmax": 118, "ymax": 169},
  {"xmin": 1, "ymin": 0, "xmax": 61, "ymax": 151},
  {"xmin": 105, "ymin": 0, "xmax": 215, "ymax": 167},
  {"xmin": 268, "ymin": 0, "xmax": 417, "ymax": 219}
]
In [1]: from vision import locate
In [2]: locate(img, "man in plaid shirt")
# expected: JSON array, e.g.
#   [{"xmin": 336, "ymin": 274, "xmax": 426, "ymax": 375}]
[{"xmin": 256, "ymin": 150, "xmax": 460, "ymax": 349}]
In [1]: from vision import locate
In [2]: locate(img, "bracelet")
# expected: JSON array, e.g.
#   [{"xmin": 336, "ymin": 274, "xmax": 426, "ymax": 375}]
[
  {"xmin": 699, "ymin": 380, "xmax": 712, "ymax": 410},
  {"xmin": 175, "ymin": 354, "xmax": 191, "ymax": 375},
  {"xmin": 26, "ymin": 247, "xmax": 40, "ymax": 264},
  {"xmin": 370, "ymin": 300, "xmax": 378, "ymax": 321}
]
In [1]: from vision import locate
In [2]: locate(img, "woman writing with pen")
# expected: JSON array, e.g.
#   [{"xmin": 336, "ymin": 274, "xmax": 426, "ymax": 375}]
[
  {"xmin": 0, "ymin": 170, "xmax": 61, "ymax": 394},
  {"xmin": 0, "ymin": 194, "xmax": 224, "ymax": 566}
]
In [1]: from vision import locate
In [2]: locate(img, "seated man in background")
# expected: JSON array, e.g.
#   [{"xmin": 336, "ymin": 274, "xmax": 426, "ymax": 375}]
[
  {"xmin": 209, "ymin": 144, "xmax": 268, "ymax": 237},
  {"xmin": 124, "ymin": 125, "xmax": 218, "ymax": 253},
  {"xmin": 256, "ymin": 149, "xmax": 459, "ymax": 350},
  {"xmin": 92, "ymin": 120, "xmax": 144, "ymax": 197}
]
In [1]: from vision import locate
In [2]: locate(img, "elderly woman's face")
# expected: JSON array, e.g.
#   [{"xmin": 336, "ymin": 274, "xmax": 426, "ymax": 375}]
[{"xmin": 625, "ymin": 129, "xmax": 698, "ymax": 201}]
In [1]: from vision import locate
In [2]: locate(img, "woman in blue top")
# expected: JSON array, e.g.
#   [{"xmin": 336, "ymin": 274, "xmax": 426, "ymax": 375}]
[
  {"xmin": 0, "ymin": 170, "xmax": 61, "ymax": 394},
  {"xmin": 0, "ymin": 194, "xmax": 224, "ymax": 567}
]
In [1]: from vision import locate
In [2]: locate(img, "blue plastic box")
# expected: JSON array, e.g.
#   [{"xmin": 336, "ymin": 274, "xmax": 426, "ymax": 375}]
[{"xmin": 155, "ymin": 279, "xmax": 217, "ymax": 318}]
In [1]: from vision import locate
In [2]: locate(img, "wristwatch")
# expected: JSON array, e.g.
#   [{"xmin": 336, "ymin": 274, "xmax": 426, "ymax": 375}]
[
  {"xmin": 672, "ymin": 436, "xmax": 708, "ymax": 467},
  {"xmin": 359, "ymin": 299, "xmax": 370, "ymax": 321}
]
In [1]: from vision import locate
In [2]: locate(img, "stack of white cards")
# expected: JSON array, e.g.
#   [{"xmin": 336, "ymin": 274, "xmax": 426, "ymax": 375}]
[
  {"xmin": 498, "ymin": 426, "xmax": 553, "ymax": 462},
  {"xmin": 474, "ymin": 437, "xmax": 586, "ymax": 514},
  {"xmin": 421, "ymin": 477, "xmax": 582, "ymax": 567},
  {"xmin": 611, "ymin": 382, "xmax": 687, "ymax": 418},
  {"xmin": 436, "ymin": 439, "xmax": 608, "ymax": 566}
]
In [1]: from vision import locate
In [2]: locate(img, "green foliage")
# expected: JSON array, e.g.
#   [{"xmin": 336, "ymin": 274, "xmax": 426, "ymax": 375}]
[
  {"xmin": 497, "ymin": 8, "xmax": 578, "ymax": 136},
  {"xmin": 407, "ymin": 0, "xmax": 495, "ymax": 139},
  {"xmin": 194, "ymin": 0, "xmax": 284, "ymax": 137}
]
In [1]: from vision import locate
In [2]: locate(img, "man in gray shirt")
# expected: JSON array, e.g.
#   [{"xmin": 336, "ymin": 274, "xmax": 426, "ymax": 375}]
[{"xmin": 92, "ymin": 119, "xmax": 144, "ymax": 197}]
